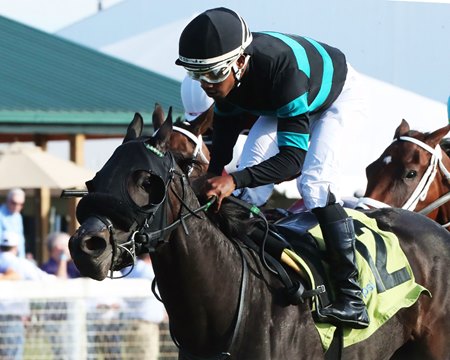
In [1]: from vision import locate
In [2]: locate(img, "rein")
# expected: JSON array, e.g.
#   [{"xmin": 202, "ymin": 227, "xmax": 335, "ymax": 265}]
[{"xmin": 358, "ymin": 136, "xmax": 450, "ymax": 227}]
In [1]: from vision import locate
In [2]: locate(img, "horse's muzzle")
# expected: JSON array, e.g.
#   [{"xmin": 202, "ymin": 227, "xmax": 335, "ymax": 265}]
[{"xmin": 69, "ymin": 217, "xmax": 113, "ymax": 281}]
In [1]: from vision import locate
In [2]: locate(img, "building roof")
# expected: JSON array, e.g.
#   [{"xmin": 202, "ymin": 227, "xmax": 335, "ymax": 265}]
[{"xmin": 0, "ymin": 15, "xmax": 183, "ymax": 139}]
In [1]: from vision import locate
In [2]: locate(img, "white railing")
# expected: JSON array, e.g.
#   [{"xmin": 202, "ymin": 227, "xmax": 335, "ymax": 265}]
[{"xmin": 0, "ymin": 278, "xmax": 178, "ymax": 360}]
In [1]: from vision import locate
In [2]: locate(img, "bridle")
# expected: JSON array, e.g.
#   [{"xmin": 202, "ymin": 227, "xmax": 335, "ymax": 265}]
[
  {"xmin": 173, "ymin": 124, "xmax": 209, "ymax": 175},
  {"xmin": 358, "ymin": 136, "xmax": 450, "ymax": 227}
]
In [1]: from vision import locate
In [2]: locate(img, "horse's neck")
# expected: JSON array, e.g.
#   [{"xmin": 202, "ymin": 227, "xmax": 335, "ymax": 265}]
[{"xmin": 152, "ymin": 180, "xmax": 243, "ymax": 353}]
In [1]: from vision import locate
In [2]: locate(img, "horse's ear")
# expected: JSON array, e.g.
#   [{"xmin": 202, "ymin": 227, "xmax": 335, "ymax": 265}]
[
  {"xmin": 425, "ymin": 123, "xmax": 450, "ymax": 148},
  {"xmin": 153, "ymin": 106, "xmax": 173, "ymax": 152},
  {"xmin": 188, "ymin": 104, "xmax": 214, "ymax": 136},
  {"xmin": 123, "ymin": 113, "xmax": 144, "ymax": 143},
  {"xmin": 152, "ymin": 103, "xmax": 165, "ymax": 131},
  {"xmin": 394, "ymin": 119, "xmax": 410, "ymax": 139}
]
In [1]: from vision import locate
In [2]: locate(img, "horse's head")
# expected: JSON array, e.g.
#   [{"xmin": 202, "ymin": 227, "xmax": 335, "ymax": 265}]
[
  {"xmin": 69, "ymin": 110, "xmax": 176, "ymax": 280},
  {"xmin": 153, "ymin": 103, "xmax": 212, "ymax": 178},
  {"xmin": 363, "ymin": 119, "xmax": 450, "ymax": 210}
]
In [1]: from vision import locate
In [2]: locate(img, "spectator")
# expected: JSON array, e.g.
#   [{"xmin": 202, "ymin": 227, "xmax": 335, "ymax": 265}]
[
  {"xmin": 0, "ymin": 231, "xmax": 51, "ymax": 281},
  {"xmin": 120, "ymin": 253, "xmax": 166, "ymax": 360},
  {"xmin": 0, "ymin": 188, "xmax": 26, "ymax": 258},
  {"xmin": 0, "ymin": 231, "xmax": 54, "ymax": 359},
  {"xmin": 41, "ymin": 232, "xmax": 80, "ymax": 279}
]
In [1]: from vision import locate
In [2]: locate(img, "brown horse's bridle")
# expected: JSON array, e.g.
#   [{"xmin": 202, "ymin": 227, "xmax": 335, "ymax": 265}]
[{"xmin": 358, "ymin": 136, "xmax": 450, "ymax": 227}]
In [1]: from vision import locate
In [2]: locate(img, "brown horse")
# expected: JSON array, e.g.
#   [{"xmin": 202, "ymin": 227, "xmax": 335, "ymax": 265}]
[
  {"xmin": 152, "ymin": 103, "xmax": 213, "ymax": 179},
  {"xmin": 69, "ymin": 110, "xmax": 450, "ymax": 359},
  {"xmin": 359, "ymin": 119, "xmax": 450, "ymax": 229}
]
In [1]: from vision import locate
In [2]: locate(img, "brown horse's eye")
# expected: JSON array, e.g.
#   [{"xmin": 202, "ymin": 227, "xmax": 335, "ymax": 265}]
[{"xmin": 405, "ymin": 170, "xmax": 417, "ymax": 180}]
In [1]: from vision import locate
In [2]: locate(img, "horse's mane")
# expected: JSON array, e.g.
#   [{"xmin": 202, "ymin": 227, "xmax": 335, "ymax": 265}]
[
  {"xmin": 171, "ymin": 150, "xmax": 204, "ymax": 175},
  {"xmin": 174, "ymin": 117, "xmax": 189, "ymax": 128},
  {"xmin": 206, "ymin": 198, "xmax": 259, "ymax": 239},
  {"xmin": 168, "ymin": 140, "xmax": 258, "ymax": 239},
  {"xmin": 440, "ymin": 138, "xmax": 450, "ymax": 157}
]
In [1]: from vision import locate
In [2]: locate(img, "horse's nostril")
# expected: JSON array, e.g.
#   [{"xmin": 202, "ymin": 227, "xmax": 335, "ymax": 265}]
[{"xmin": 84, "ymin": 236, "xmax": 107, "ymax": 251}]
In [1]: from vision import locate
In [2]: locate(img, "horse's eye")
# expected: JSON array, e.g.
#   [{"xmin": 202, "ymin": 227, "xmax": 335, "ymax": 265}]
[
  {"xmin": 127, "ymin": 170, "xmax": 166, "ymax": 208},
  {"xmin": 405, "ymin": 170, "xmax": 417, "ymax": 179}
]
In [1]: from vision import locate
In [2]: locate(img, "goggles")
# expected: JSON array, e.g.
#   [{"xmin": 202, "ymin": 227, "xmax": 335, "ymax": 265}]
[{"xmin": 186, "ymin": 59, "xmax": 236, "ymax": 84}]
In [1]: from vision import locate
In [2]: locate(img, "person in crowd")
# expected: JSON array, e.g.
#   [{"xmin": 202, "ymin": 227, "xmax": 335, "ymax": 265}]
[
  {"xmin": 0, "ymin": 231, "xmax": 54, "ymax": 359},
  {"xmin": 175, "ymin": 7, "xmax": 369, "ymax": 329},
  {"xmin": 0, "ymin": 188, "xmax": 27, "ymax": 258},
  {"xmin": 120, "ymin": 253, "xmax": 166, "ymax": 360},
  {"xmin": 41, "ymin": 231, "xmax": 80, "ymax": 279}
]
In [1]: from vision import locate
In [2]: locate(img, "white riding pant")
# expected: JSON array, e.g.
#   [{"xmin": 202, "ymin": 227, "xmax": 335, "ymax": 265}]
[{"xmin": 233, "ymin": 64, "xmax": 367, "ymax": 209}]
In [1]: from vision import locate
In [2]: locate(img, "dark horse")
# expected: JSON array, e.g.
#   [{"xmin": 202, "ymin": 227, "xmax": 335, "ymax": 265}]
[
  {"xmin": 359, "ymin": 119, "xmax": 450, "ymax": 230},
  {"xmin": 69, "ymin": 111, "xmax": 450, "ymax": 359}
]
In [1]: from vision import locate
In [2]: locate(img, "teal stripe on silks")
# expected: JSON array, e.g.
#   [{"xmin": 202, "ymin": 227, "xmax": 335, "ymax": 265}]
[
  {"xmin": 303, "ymin": 37, "xmax": 334, "ymax": 112},
  {"xmin": 261, "ymin": 32, "xmax": 310, "ymax": 78},
  {"xmin": 277, "ymin": 92, "xmax": 309, "ymax": 118},
  {"xmin": 277, "ymin": 131, "xmax": 309, "ymax": 150}
]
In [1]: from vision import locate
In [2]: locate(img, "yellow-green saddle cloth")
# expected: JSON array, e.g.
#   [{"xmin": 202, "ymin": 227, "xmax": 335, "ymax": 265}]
[{"xmin": 286, "ymin": 208, "xmax": 430, "ymax": 350}]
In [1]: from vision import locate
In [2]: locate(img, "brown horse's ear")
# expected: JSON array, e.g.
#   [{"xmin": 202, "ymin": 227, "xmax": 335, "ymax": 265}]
[
  {"xmin": 425, "ymin": 123, "xmax": 450, "ymax": 148},
  {"xmin": 152, "ymin": 103, "xmax": 165, "ymax": 131},
  {"xmin": 394, "ymin": 119, "xmax": 410, "ymax": 139},
  {"xmin": 188, "ymin": 104, "xmax": 214, "ymax": 136},
  {"xmin": 123, "ymin": 113, "xmax": 144, "ymax": 143},
  {"xmin": 153, "ymin": 107, "xmax": 173, "ymax": 152}
]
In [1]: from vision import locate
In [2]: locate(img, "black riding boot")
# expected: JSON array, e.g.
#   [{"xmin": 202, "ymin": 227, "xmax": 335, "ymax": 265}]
[{"xmin": 313, "ymin": 202, "xmax": 370, "ymax": 329}]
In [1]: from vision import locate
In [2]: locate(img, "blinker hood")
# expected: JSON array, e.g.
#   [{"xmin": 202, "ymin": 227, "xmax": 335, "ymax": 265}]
[{"xmin": 76, "ymin": 139, "xmax": 175, "ymax": 231}]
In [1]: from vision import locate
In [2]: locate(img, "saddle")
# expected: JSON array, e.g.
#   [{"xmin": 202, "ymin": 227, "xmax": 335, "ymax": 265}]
[{"xmin": 244, "ymin": 210, "xmax": 333, "ymax": 310}]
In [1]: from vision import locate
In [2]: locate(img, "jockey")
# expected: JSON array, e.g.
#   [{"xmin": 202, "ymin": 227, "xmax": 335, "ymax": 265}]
[
  {"xmin": 180, "ymin": 75, "xmax": 214, "ymax": 122},
  {"xmin": 175, "ymin": 7, "xmax": 369, "ymax": 329}
]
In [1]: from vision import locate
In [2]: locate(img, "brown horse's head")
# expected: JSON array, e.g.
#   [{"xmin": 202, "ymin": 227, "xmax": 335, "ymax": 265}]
[
  {"xmin": 363, "ymin": 119, "xmax": 450, "ymax": 212},
  {"xmin": 153, "ymin": 103, "xmax": 212, "ymax": 178}
]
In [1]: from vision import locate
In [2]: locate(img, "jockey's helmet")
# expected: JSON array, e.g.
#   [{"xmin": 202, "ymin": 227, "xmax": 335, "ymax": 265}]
[{"xmin": 176, "ymin": 7, "xmax": 252, "ymax": 83}]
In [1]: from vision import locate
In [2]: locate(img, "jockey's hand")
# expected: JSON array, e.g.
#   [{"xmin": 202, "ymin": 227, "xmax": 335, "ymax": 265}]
[{"xmin": 204, "ymin": 175, "xmax": 236, "ymax": 211}]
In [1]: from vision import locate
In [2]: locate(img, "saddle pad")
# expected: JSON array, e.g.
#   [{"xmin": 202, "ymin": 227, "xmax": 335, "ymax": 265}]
[{"xmin": 308, "ymin": 208, "xmax": 430, "ymax": 351}]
